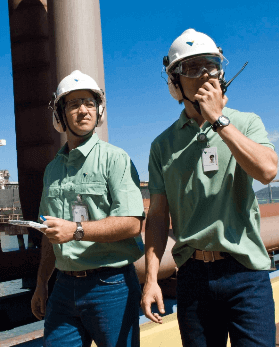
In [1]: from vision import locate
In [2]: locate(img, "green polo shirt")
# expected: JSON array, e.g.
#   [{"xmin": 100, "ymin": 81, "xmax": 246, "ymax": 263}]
[
  {"xmin": 39, "ymin": 133, "xmax": 145, "ymax": 271},
  {"xmin": 149, "ymin": 107, "xmax": 274, "ymax": 270}
]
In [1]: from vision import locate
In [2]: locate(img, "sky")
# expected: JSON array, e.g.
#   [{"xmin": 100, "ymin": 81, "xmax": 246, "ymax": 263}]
[{"xmin": 0, "ymin": 0, "xmax": 279, "ymax": 193}]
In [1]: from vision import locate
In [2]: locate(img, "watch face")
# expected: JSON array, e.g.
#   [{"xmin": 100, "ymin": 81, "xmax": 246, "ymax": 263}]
[
  {"xmin": 75, "ymin": 230, "xmax": 83, "ymax": 240},
  {"xmin": 219, "ymin": 116, "xmax": 230, "ymax": 126},
  {"xmin": 74, "ymin": 226, "xmax": 84, "ymax": 241}
]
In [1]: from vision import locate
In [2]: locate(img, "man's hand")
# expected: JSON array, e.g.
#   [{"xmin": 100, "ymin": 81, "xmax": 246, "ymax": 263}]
[
  {"xmin": 194, "ymin": 78, "xmax": 228, "ymax": 124},
  {"xmin": 31, "ymin": 283, "xmax": 48, "ymax": 320},
  {"xmin": 141, "ymin": 281, "xmax": 165, "ymax": 324},
  {"xmin": 43, "ymin": 216, "xmax": 76, "ymax": 244}
]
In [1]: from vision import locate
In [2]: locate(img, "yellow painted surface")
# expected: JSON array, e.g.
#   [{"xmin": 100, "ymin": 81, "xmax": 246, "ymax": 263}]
[
  {"xmin": 140, "ymin": 315, "xmax": 231, "ymax": 347},
  {"xmin": 91, "ymin": 277, "xmax": 279, "ymax": 347},
  {"xmin": 140, "ymin": 313, "xmax": 182, "ymax": 347},
  {"xmin": 271, "ymin": 276, "xmax": 279, "ymax": 323}
]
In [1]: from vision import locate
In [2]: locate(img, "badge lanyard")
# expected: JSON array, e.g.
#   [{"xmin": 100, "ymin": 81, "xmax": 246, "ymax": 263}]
[
  {"xmin": 197, "ymin": 127, "xmax": 219, "ymax": 172},
  {"xmin": 71, "ymin": 194, "xmax": 89, "ymax": 222}
]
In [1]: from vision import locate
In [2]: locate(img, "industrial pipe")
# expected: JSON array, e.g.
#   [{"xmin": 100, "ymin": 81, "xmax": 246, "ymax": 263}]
[
  {"xmin": 47, "ymin": 0, "xmax": 108, "ymax": 141},
  {"xmin": 8, "ymin": 0, "xmax": 64, "ymax": 249}
]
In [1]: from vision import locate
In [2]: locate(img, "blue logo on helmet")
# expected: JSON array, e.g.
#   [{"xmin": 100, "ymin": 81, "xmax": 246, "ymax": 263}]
[
  {"xmin": 186, "ymin": 41, "xmax": 194, "ymax": 46},
  {"xmin": 74, "ymin": 79, "xmax": 79, "ymax": 82}
]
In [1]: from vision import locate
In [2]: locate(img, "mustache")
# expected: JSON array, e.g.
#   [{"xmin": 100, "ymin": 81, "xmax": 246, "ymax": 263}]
[{"xmin": 76, "ymin": 115, "xmax": 91, "ymax": 121}]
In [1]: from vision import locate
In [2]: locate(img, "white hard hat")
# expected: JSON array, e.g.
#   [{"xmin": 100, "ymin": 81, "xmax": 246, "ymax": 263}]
[
  {"xmin": 52, "ymin": 70, "xmax": 106, "ymax": 133},
  {"xmin": 164, "ymin": 29, "xmax": 222, "ymax": 75}
]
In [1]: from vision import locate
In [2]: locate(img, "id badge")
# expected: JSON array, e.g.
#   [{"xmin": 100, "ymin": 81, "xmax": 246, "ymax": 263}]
[
  {"xmin": 202, "ymin": 147, "xmax": 219, "ymax": 172},
  {"xmin": 71, "ymin": 194, "xmax": 89, "ymax": 222}
]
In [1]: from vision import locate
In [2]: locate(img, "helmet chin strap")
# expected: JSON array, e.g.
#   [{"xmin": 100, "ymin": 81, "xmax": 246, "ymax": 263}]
[
  {"xmin": 175, "ymin": 70, "xmax": 222, "ymax": 115},
  {"xmin": 177, "ymin": 80, "xmax": 202, "ymax": 115}
]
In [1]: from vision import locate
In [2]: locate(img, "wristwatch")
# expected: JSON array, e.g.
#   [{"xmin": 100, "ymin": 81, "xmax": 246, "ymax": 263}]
[
  {"xmin": 73, "ymin": 222, "xmax": 84, "ymax": 241},
  {"xmin": 212, "ymin": 115, "xmax": 230, "ymax": 132}
]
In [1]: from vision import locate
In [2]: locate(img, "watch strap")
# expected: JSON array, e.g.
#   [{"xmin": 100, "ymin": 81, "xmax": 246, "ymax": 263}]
[
  {"xmin": 212, "ymin": 115, "xmax": 230, "ymax": 132},
  {"xmin": 212, "ymin": 120, "xmax": 220, "ymax": 132}
]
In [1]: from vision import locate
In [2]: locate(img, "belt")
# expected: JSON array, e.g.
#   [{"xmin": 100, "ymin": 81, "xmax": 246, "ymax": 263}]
[
  {"xmin": 191, "ymin": 250, "xmax": 230, "ymax": 262},
  {"xmin": 59, "ymin": 267, "xmax": 106, "ymax": 277}
]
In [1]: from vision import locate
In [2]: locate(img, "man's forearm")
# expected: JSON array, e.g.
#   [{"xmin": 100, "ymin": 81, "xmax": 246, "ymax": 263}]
[
  {"xmin": 43, "ymin": 215, "xmax": 143, "ymax": 244},
  {"xmin": 144, "ymin": 211, "xmax": 170, "ymax": 283},
  {"xmin": 217, "ymin": 124, "xmax": 278, "ymax": 184},
  {"xmin": 141, "ymin": 197, "xmax": 170, "ymax": 324},
  {"xmin": 36, "ymin": 235, "xmax": 56, "ymax": 286},
  {"xmin": 80, "ymin": 216, "xmax": 142, "ymax": 243}
]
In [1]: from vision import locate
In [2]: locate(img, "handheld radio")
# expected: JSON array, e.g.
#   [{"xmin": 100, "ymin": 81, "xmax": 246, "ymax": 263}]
[
  {"xmin": 192, "ymin": 61, "xmax": 249, "ymax": 114},
  {"xmin": 219, "ymin": 61, "xmax": 249, "ymax": 95}
]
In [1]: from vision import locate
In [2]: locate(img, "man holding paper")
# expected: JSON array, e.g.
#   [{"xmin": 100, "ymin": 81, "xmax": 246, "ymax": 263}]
[{"xmin": 31, "ymin": 70, "xmax": 144, "ymax": 347}]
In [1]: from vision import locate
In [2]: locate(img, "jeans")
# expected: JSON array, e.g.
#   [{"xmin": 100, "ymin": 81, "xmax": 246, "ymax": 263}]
[
  {"xmin": 176, "ymin": 257, "xmax": 275, "ymax": 347},
  {"xmin": 44, "ymin": 264, "xmax": 141, "ymax": 347}
]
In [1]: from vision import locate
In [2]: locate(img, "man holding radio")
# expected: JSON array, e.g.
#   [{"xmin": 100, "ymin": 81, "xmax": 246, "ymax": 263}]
[{"xmin": 141, "ymin": 29, "xmax": 278, "ymax": 346}]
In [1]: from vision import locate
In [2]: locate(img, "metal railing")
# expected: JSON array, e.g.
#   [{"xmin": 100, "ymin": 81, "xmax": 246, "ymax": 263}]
[{"xmin": 0, "ymin": 214, "xmax": 22, "ymax": 223}]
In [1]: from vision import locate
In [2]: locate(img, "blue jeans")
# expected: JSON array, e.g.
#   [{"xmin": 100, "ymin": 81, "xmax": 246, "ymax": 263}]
[
  {"xmin": 44, "ymin": 264, "xmax": 141, "ymax": 347},
  {"xmin": 176, "ymin": 257, "xmax": 275, "ymax": 347}
]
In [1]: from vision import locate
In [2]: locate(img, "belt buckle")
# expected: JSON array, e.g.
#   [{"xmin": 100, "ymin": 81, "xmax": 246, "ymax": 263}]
[
  {"xmin": 202, "ymin": 250, "xmax": 215, "ymax": 263},
  {"xmin": 75, "ymin": 270, "xmax": 87, "ymax": 277}
]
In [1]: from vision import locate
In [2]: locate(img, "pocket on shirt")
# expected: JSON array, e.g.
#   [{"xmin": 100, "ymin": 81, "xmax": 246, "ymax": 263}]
[
  {"xmin": 75, "ymin": 183, "xmax": 108, "ymax": 215},
  {"xmin": 75, "ymin": 183, "xmax": 107, "ymax": 195}
]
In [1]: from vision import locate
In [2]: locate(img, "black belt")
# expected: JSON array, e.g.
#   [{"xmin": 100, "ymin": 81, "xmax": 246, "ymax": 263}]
[
  {"xmin": 59, "ymin": 267, "xmax": 107, "ymax": 277},
  {"xmin": 58, "ymin": 265, "xmax": 130, "ymax": 278}
]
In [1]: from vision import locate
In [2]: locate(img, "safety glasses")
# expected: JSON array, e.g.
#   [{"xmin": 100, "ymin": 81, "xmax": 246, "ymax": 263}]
[
  {"xmin": 175, "ymin": 55, "xmax": 223, "ymax": 78},
  {"xmin": 65, "ymin": 97, "xmax": 97, "ymax": 112}
]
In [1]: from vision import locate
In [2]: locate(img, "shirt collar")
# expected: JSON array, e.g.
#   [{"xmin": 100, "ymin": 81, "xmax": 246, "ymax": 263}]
[
  {"xmin": 177, "ymin": 109, "xmax": 212, "ymax": 130},
  {"xmin": 177, "ymin": 109, "xmax": 191, "ymax": 129},
  {"xmin": 77, "ymin": 133, "xmax": 99, "ymax": 157},
  {"xmin": 57, "ymin": 133, "xmax": 100, "ymax": 158}
]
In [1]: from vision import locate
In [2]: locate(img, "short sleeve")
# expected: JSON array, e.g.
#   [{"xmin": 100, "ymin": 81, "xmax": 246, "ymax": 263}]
[
  {"xmin": 108, "ymin": 152, "xmax": 144, "ymax": 218},
  {"xmin": 148, "ymin": 143, "xmax": 166, "ymax": 195},
  {"xmin": 246, "ymin": 114, "xmax": 275, "ymax": 150},
  {"xmin": 38, "ymin": 172, "xmax": 49, "ymax": 222}
]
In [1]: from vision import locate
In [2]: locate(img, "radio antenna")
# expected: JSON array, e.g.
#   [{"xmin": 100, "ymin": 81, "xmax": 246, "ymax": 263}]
[{"xmin": 225, "ymin": 61, "xmax": 249, "ymax": 89}]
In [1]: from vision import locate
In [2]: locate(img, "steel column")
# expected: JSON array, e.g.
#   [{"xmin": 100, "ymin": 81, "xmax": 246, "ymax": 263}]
[
  {"xmin": 47, "ymin": 0, "xmax": 108, "ymax": 141},
  {"xmin": 8, "ymin": 0, "xmax": 66, "ymax": 248}
]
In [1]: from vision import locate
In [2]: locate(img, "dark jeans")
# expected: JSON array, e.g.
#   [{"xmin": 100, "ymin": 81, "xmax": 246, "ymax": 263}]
[
  {"xmin": 176, "ymin": 257, "xmax": 275, "ymax": 347},
  {"xmin": 44, "ymin": 264, "xmax": 141, "ymax": 347}
]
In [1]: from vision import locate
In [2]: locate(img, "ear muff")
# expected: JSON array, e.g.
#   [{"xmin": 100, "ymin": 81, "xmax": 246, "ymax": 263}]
[
  {"xmin": 168, "ymin": 76, "xmax": 183, "ymax": 101},
  {"xmin": 96, "ymin": 104, "xmax": 105, "ymax": 127},
  {"xmin": 53, "ymin": 113, "xmax": 65, "ymax": 133},
  {"xmin": 52, "ymin": 99, "xmax": 67, "ymax": 133},
  {"xmin": 96, "ymin": 89, "xmax": 105, "ymax": 127}
]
